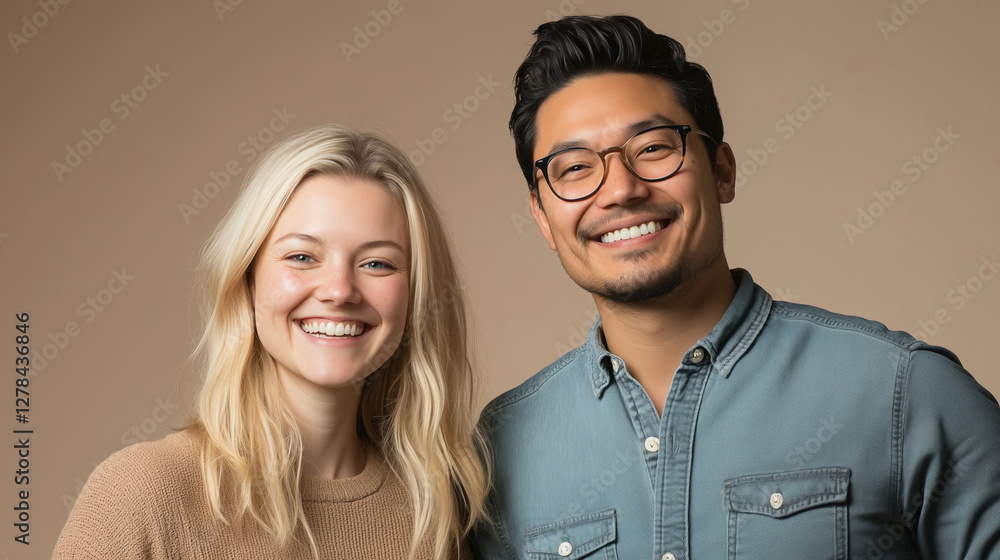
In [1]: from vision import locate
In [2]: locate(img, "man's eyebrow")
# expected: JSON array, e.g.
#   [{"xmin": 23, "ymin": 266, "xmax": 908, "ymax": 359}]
[{"xmin": 541, "ymin": 116, "xmax": 679, "ymax": 157}]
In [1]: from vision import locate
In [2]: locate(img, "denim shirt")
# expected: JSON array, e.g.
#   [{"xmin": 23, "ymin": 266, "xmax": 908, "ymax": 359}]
[{"xmin": 472, "ymin": 270, "xmax": 1000, "ymax": 560}]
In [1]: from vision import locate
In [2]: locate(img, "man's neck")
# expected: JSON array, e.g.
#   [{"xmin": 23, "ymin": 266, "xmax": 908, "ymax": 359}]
[{"xmin": 595, "ymin": 262, "xmax": 737, "ymax": 416}]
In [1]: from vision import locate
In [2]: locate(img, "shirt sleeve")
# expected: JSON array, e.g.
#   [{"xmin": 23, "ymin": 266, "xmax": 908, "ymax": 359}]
[
  {"xmin": 470, "ymin": 496, "xmax": 520, "ymax": 560},
  {"xmin": 469, "ymin": 410, "xmax": 520, "ymax": 560},
  {"xmin": 901, "ymin": 344, "xmax": 1000, "ymax": 558},
  {"xmin": 51, "ymin": 449, "xmax": 156, "ymax": 559}
]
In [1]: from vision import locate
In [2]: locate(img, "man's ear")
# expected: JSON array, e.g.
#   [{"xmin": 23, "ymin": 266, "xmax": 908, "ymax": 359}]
[
  {"xmin": 529, "ymin": 190, "xmax": 558, "ymax": 250},
  {"xmin": 714, "ymin": 142, "xmax": 737, "ymax": 204}
]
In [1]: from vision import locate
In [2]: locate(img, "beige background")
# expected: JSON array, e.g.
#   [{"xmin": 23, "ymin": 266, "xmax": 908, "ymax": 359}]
[{"xmin": 2, "ymin": 0, "xmax": 998, "ymax": 556}]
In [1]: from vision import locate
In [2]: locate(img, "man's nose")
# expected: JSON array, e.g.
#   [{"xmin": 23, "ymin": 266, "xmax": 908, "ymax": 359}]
[{"xmin": 593, "ymin": 150, "xmax": 651, "ymax": 207}]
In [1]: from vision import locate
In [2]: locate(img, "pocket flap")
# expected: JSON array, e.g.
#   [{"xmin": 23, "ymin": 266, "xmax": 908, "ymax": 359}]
[
  {"xmin": 724, "ymin": 467, "xmax": 850, "ymax": 519},
  {"xmin": 525, "ymin": 509, "xmax": 616, "ymax": 559}
]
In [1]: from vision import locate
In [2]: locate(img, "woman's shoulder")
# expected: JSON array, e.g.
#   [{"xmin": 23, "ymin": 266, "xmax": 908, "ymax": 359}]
[
  {"xmin": 80, "ymin": 430, "xmax": 203, "ymax": 505},
  {"xmin": 94, "ymin": 430, "xmax": 201, "ymax": 486},
  {"xmin": 52, "ymin": 430, "xmax": 206, "ymax": 559}
]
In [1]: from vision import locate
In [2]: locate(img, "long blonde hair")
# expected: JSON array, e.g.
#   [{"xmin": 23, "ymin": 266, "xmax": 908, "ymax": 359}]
[{"xmin": 189, "ymin": 124, "xmax": 488, "ymax": 558}]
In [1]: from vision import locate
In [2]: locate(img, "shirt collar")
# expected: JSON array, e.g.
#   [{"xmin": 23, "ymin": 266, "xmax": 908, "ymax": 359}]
[{"xmin": 585, "ymin": 269, "xmax": 772, "ymax": 397}]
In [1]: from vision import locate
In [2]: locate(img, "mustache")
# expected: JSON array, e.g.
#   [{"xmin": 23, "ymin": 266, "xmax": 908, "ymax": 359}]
[{"xmin": 577, "ymin": 202, "xmax": 683, "ymax": 242}]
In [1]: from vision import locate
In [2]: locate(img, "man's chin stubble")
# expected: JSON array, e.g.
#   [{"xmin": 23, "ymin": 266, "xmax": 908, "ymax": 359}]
[{"xmin": 591, "ymin": 260, "xmax": 691, "ymax": 304}]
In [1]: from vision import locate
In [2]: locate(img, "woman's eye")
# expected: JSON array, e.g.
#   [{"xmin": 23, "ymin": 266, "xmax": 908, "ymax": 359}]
[
  {"xmin": 363, "ymin": 261, "xmax": 393, "ymax": 270},
  {"xmin": 288, "ymin": 254, "xmax": 314, "ymax": 263}
]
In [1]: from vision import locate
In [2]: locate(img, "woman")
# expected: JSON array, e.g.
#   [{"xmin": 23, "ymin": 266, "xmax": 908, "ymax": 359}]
[{"xmin": 54, "ymin": 125, "xmax": 489, "ymax": 559}]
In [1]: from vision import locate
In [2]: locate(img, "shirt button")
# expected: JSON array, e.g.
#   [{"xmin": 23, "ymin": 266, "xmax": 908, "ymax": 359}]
[
  {"xmin": 644, "ymin": 436, "xmax": 660, "ymax": 453},
  {"xmin": 770, "ymin": 492, "xmax": 784, "ymax": 509},
  {"xmin": 691, "ymin": 347, "xmax": 706, "ymax": 363},
  {"xmin": 558, "ymin": 541, "xmax": 572, "ymax": 556},
  {"xmin": 662, "ymin": 553, "xmax": 676, "ymax": 560},
  {"xmin": 612, "ymin": 359, "xmax": 620, "ymax": 372}
]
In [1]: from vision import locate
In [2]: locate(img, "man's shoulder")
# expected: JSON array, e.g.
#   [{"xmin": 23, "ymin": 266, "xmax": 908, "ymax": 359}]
[
  {"xmin": 765, "ymin": 298, "xmax": 968, "ymax": 377},
  {"xmin": 480, "ymin": 344, "xmax": 589, "ymax": 423},
  {"xmin": 768, "ymin": 299, "xmax": 921, "ymax": 349}
]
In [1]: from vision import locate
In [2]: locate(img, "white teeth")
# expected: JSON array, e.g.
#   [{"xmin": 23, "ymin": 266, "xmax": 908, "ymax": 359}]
[
  {"xmin": 300, "ymin": 321, "xmax": 365, "ymax": 338},
  {"xmin": 600, "ymin": 220, "xmax": 664, "ymax": 243}
]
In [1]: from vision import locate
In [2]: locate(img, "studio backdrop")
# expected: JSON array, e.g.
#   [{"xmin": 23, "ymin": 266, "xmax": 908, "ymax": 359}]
[{"xmin": 2, "ymin": 0, "xmax": 997, "ymax": 556}]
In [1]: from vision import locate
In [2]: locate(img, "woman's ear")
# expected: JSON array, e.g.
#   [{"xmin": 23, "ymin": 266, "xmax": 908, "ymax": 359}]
[{"xmin": 245, "ymin": 268, "xmax": 257, "ymax": 315}]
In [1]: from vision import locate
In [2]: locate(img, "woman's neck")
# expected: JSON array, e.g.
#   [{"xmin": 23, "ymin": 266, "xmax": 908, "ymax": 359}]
[{"xmin": 279, "ymin": 374, "xmax": 366, "ymax": 479}]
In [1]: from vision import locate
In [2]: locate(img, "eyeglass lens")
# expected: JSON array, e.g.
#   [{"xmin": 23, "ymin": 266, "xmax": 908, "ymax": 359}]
[{"xmin": 544, "ymin": 127, "xmax": 687, "ymax": 201}]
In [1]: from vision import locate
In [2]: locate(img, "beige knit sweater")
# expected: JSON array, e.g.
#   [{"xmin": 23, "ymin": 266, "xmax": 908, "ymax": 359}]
[{"xmin": 53, "ymin": 430, "xmax": 466, "ymax": 559}]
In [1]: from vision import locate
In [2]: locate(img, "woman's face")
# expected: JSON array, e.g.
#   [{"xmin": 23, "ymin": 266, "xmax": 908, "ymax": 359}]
[{"xmin": 251, "ymin": 174, "xmax": 409, "ymax": 394}]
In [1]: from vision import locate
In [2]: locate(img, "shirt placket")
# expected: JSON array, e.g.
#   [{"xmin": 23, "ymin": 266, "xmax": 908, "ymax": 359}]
[
  {"xmin": 653, "ymin": 347, "xmax": 712, "ymax": 560},
  {"xmin": 607, "ymin": 350, "xmax": 712, "ymax": 560},
  {"xmin": 608, "ymin": 355, "xmax": 663, "ymax": 489}
]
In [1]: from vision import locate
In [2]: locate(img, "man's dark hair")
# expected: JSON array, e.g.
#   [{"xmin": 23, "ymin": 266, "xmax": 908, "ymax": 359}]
[{"xmin": 510, "ymin": 14, "xmax": 724, "ymax": 191}]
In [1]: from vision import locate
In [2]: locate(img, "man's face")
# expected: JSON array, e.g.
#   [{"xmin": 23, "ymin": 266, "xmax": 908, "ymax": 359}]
[{"xmin": 530, "ymin": 72, "xmax": 736, "ymax": 303}]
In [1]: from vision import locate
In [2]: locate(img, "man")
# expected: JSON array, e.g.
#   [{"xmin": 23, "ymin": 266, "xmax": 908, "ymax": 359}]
[{"xmin": 473, "ymin": 15, "xmax": 1000, "ymax": 560}]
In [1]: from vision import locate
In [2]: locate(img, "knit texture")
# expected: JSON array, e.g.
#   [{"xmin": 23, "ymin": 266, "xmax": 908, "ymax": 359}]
[{"xmin": 53, "ymin": 430, "xmax": 466, "ymax": 559}]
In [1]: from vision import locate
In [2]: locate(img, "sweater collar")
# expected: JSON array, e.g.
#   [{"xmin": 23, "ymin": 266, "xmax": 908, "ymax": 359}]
[{"xmin": 301, "ymin": 446, "xmax": 388, "ymax": 502}]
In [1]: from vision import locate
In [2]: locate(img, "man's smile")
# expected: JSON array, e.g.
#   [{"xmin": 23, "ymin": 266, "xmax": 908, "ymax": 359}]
[{"xmin": 598, "ymin": 219, "xmax": 667, "ymax": 243}]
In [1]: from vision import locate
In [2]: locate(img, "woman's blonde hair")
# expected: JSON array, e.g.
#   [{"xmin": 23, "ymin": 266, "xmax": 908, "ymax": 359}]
[{"xmin": 189, "ymin": 124, "xmax": 488, "ymax": 559}]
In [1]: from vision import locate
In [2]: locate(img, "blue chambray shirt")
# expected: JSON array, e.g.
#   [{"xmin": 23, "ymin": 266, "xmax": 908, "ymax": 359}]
[{"xmin": 472, "ymin": 270, "xmax": 1000, "ymax": 560}]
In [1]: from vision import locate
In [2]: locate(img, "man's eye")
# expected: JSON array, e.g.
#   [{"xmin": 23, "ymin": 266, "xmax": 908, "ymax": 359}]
[
  {"xmin": 555, "ymin": 162, "xmax": 594, "ymax": 180},
  {"xmin": 636, "ymin": 143, "xmax": 676, "ymax": 157}
]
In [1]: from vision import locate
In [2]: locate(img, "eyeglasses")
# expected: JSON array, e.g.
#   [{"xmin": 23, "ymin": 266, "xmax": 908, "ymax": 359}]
[{"xmin": 534, "ymin": 125, "xmax": 713, "ymax": 202}]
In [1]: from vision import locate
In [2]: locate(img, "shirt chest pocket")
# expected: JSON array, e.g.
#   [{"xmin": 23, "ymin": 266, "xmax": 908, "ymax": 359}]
[
  {"xmin": 723, "ymin": 467, "xmax": 850, "ymax": 560},
  {"xmin": 524, "ymin": 509, "xmax": 617, "ymax": 560}
]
